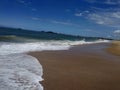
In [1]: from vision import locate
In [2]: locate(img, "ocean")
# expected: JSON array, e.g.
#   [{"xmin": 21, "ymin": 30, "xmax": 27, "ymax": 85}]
[{"xmin": 0, "ymin": 28, "xmax": 110, "ymax": 90}]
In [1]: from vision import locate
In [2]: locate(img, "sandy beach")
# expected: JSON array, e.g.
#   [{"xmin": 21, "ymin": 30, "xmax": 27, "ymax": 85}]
[
  {"xmin": 29, "ymin": 42, "xmax": 120, "ymax": 90},
  {"xmin": 107, "ymin": 41, "xmax": 120, "ymax": 56}
]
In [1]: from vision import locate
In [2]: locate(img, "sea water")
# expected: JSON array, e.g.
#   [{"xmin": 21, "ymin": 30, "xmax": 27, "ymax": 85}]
[{"xmin": 0, "ymin": 39, "xmax": 110, "ymax": 90}]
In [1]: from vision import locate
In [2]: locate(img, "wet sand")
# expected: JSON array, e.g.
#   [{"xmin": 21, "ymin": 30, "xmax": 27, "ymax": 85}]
[{"xmin": 29, "ymin": 43, "xmax": 120, "ymax": 90}]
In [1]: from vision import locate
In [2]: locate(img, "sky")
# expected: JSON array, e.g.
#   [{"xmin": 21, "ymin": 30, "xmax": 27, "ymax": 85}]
[{"xmin": 0, "ymin": 0, "xmax": 120, "ymax": 39}]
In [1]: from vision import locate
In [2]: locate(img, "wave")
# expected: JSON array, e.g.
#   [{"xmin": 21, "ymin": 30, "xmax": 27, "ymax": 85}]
[
  {"xmin": 0, "ymin": 35, "xmax": 37, "ymax": 42},
  {"xmin": 0, "ymin": 39, "xmax": 110, "ymax": 90},
  {"xmin": 0, "ymin": 39, "xmax": 110, "ymax": 55},
  {"xmin": 0, "ymin": 35, "xmax": 16, "ymax": 40}
]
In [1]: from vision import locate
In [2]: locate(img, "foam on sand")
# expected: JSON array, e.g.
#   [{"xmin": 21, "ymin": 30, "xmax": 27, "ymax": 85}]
[{"xmin": 0, "ymin": 54, "xmax": 43, "ymax": 90}]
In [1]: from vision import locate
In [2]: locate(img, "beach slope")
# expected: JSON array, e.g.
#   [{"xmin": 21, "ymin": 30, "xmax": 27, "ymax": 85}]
[{"xmin": 29, "ymin": 43, "xmax": 120, "ymax": 90}]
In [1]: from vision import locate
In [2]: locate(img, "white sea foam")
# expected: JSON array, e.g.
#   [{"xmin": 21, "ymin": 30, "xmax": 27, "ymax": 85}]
[
  {"xmin": 0, "ymin": 39, "xmax": 109, "ymax": 55},
  {"xmin": 0, "ymin": 54, "xmax": 43, "ymax": 90},
  {"xmin": 0, "ymin": 39, "xmax": 110, "ymax": 90}
]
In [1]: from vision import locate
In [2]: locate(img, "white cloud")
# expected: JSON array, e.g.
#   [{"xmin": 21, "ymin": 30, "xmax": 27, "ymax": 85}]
[
  {"xmin": 51, "ymin": 20, "xmax": 83, "ymax": 28},
  {"xmin": 16, "ymin": 0, "xmax": 37, "ymax": 12},
  {"xmin": 88, "ymin": 11, "xmax": 120, "ymax": 27},
  {"xmin": 114, "ymin": 30, "xmax": 120, "ymax": 34},
  {"xmin": 31, "ymin": 18, "xmax": 81, "ymax": 27},
  {"xmin": 84, "ymin": 1, "xmax": 120, "ymax": 28},
  {"xmin": 113, "ymin": 30, "xmax": 120, "ymax": 39},
  {"xmin": 112, "ymin": 12, "xmax": 120, "ymax": 18},
  {"xmin": 31, "ymin": 8, "xmax": 37, "ymax": 11},
  {"xmin": 75, "ymin": 10, "xmax": 89, "ymax": 17},
  {"xmin": 16, "ymin": 0, "xmax": 26, "ymax": 4},
  {"xmin": 105, "ymin": 0, "xmax": 120, "ymax": 5},
  {"xmin": 84, "ymin": 11, "xmax": 89, "ymax": 13},
  {"xmin": 88, "ymin": 13, "xmax": 112, "ymax": 25},
  {"xmin": 85, "ymin": 0, "xmax": 120, "ymax": 5},
  {"xmin": 84, "ymin": 0, "xmax": 98, "ymax": 3},
  {"xmin": 52, "ymin": 20, "xmax": 73, "ymax": 25},
  {"xmin": 75, "ymin": 13, "xmax": 83, "ymax": 16}
]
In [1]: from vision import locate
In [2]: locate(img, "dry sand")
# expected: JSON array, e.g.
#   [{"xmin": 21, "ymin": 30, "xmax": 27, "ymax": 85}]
[
  {"xmin": 29, "ymin": 43, "xmax": 120, "ymax": 90},
  {"xmin": 107, "ymin": 41, "xmax": 120, "ymax": 56}
]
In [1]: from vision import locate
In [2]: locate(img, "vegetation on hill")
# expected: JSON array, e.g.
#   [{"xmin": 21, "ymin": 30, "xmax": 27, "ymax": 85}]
[{"xmin": 0, "ymin": 27, "xmax": 112, "ymax": 41}]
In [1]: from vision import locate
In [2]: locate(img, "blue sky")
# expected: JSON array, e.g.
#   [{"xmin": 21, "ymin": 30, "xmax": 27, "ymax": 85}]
[{"xmin": 0, "ymin": 0, "xmax": 120, "ymax": 39}]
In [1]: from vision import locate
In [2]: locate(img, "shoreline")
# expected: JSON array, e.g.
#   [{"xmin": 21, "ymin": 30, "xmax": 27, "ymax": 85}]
[{"xmin": 29, "ymin": 42, "xmax": 120, "ymax": 90}]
